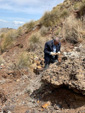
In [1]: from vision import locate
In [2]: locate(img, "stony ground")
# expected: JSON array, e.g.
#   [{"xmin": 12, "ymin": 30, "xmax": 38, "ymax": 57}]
[
  {"xmin": 0, "ymin": 41, "xmax": 85, "ymax": 113},
  {"xmin": 42, "ymin": 44, "xmax": 85, "ymax": 95}
]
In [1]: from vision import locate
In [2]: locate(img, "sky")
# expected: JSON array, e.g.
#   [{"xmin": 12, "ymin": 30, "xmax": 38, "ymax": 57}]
[{"xmin": 0, "ymin": 0, "xmax": 64, "ymax": 29}]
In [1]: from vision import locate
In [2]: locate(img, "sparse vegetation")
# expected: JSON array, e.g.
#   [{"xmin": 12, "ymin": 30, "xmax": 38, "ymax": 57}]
[
  {"xmin": 28, "ymin": 32, "xmax": 40, "ymax": 51},
  {"xmin": 40, "ymin": 26, "xmax": 49, "ymax": 36},
  {"xmin": 40, "ymin": 11, "xmax": 55, "ymax": 27},
  {"xmin": 0, "ymin": 28, "xmax": 23, "ymax": 53},
  {"xmin": 78, "ymin": 3, "xmax": 85, "ymax": 17},
  {"xmin": 62, "ymin": 16, "xmax": 84, "ymax": 43},
  {"xmin": 60, "ymin": 8, "xmax": 68, "ymax": 18},
  {"xmin": 17, "ymin": 51, "xmax": 31, "ymax": 69},
  {"xmin": 23, "ymin": 21, "xmax": 35, "ymax": 33},
  {"xmin": 16, "ymin": 27, "xmax": 23, "ymax": 36},
  {"xmin": 40, "ymin": 3, "xmax": 70, "ymax": 27},
  {"xmin": 0, "ymin": 30, "xmax": 15, "ymax": 52},
  {"xmin": 29, "ymin": 33, "xmax": 40, "ymax": 44},
  {"xmin": 0, "ymin": 56, "xmax": 4, "ymax": 65}
]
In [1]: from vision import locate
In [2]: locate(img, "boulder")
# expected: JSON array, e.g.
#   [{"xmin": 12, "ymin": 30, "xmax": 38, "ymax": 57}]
[{"xmin": 42, "ymin": 44, "xmax": 85, "ymax": 95}]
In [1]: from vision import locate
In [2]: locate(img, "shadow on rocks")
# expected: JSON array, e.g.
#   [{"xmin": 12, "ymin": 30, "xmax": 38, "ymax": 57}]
[{"xmin": 31, "ymin": 84, "xmax": 85, "ymax": 109}]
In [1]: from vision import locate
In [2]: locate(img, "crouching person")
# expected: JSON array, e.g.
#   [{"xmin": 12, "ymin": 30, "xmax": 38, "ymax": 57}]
[{"xmin": 44, "ymin": 37, "xmax": 61, "ymax": 69}]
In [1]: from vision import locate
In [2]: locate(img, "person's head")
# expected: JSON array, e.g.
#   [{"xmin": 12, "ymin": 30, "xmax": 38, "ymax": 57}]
[{"xmin": 53, "ymin": 37, "xmax": 60, "ymax": 45}]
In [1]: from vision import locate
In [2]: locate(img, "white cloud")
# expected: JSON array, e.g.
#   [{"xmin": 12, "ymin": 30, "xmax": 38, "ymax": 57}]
[
  {"xmin": 13, "ymin": 21, "xmax": 25, "ymax": 25},
  {"xmin": 0, "ymin": 19, "xmax": 8, "ymax": 23},
  {"xmin": 0, "ymin": 19, "xmax": 25, "ymax": 28}
]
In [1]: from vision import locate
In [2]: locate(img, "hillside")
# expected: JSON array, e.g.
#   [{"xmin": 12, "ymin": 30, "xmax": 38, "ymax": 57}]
[
  {"xmin": 0, "ymin": 0, "xmax": 85, "ymax": 112},
  {"xmin": 0, "ymin": 28, "xmax": 14, "ymax": 34}
]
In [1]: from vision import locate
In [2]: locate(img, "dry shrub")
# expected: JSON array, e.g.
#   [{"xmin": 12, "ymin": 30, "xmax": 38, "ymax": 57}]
[
  {"xmin": 16, "ymin": 27, "xmax": 23, "ymax": 36},
  {"xmin": 78, "ymin": 3, "xmax": 85, "ymax": 17},
  {"xmin": 60, "ymin": 8, "xmax": 68, "ymax": 18},
  {"xmin": 40, "ymin": 11, "xmax": 57, "ymax": 27},
  {"xmin": 17, "ymin": 51, "xmax": 31, "ymax": 69},
  {"xmin": 0, "ymin": 56, "xmax": 4, "ymax": 65},
  {"xmin": 40, "ymin": 4, "xmax": 69, "ymax": 27},
  {"xmin": 0, "ymin": 29, "xmax": 20, "ymax": 52},
  {"xmin": 0, "ymin": 33, "xmax": 5, "ymax": 39},
  {"xmin": 40, "ymin": 26, "xmax": 49, "ymax": 36},
  {"xmin": 1, "ymin": 31, "xmax": 14, "ymax": 52},
  {"xmin": 28, "ymin": 32, "xmax": 40, "ymax": 51},
  {"xmin": 27, "ymin": 31, "xmax": 48, "ymax": 57},
  {"xmin": 29, "ymin": 33, "xmax": 40, "ymax": 43},
  {"xmin": 62, "ymin": 16, "xmax": 84, "ymax": 44},
  {"xmin": 23, "ymin": 21, "xmax": 35, "ymax": 33}
]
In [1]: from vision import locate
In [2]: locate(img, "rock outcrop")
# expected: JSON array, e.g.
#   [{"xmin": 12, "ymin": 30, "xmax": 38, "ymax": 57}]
[{"xmin": 42, "ymin": 44, "xmax": 85, "ymax": 95}]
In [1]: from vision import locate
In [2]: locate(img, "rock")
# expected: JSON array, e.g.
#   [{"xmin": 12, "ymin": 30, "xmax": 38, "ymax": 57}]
[
  {"xmin": 8, "ymin": 111, "xmax": 12, "ymax": 113},
  {"xmin": 42, "ymin": 45, "xmax": 85, "ymax": 95},
  {"xmin": 54, "ymin": 104, "xmax": 61, "ymax": 110},
  {"xmin": 25, "ymin": 110, "xmax": 30, "ymax": 113},
  {"xmin": 42, "ymin": 101, "xmax": 51, "ymax": 109}
]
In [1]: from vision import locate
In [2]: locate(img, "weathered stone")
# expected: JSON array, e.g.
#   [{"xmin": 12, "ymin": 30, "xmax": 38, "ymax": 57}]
[{"xmin": 42, "ymin": 45, "xmax": 85, "ymax": 95}]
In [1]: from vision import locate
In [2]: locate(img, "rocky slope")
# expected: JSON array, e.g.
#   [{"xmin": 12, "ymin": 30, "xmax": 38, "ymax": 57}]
[
  {"xmin": 0, "ymin": 0, "xmax": 85, "ymax": 113},
  {"xmin": 42, "ymin": 42, "xmax": 85, "ymax": 95}
]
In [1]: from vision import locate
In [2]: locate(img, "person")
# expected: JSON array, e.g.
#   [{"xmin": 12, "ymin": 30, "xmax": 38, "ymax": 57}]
[{"xmin": 44, "ymin": 37, "xmax": 61, "ymax": 69}]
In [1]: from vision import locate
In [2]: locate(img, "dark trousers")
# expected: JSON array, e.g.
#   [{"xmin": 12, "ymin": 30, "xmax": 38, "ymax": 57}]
[{"xmin": 44, "ymin": 56, "xmax": 58, "ymax": 69}]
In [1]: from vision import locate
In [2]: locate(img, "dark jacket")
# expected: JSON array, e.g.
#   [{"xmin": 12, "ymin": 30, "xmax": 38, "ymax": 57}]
[{"xmin": 44, "ymin": 40, "xmax": 61, "ymax": 63}]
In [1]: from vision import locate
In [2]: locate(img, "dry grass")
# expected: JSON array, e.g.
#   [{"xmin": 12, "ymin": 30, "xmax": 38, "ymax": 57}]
[
  {"xmin": 27, "ymin": 31, "xmax": 50, "ymax": 58},
  {"xmin": 0, "ymin": 56, "xmax": 5, "ymax": 65},
  {"xmin": 0, "ymin": 30, "xmax": 15, "ymax": 52},
  {"xmin": 28, "ymin": 32, "xmax": 41, "ymax": 51},
  {"xmin": 16, "ymin": 27, "xmax": 23, "ymax": 36},
  {"xmin": 40, "ymin": 26, "xmax": 49, "ymax": 36},
  {"xmin": 40, "ymin": 11, "xmax": 55, "ymax": 27},
  {"xmin": 39, "ymin": 4, "xmax": 69, "ymax": 27},
  {"xmin": 62, "ymin": 15, "xmax": 84, "ymax": 43},
  {"xmin": 39, "ymin": 0, "xmax": 84, "ymax": 28},
  {"xmin": 16, "ymin": 51, "xmax": 31, "ymax": 69},
  {"xmin": 78, "ymin": 3, "xmax": 85, "ymax": 17},
  {"xmin": 0, "ymin": 28, "xmax": 23, "ymax": 53},
  {"xmin": 29, "ymin": 33, "xmax": 40, "ymax": 44},
  {"xmin": 22, "ymin": 21, "xmax": 35, "ymax": 33},
  {"xmin": 60, "ymin": 8, "xmax": 68, "ymax": 18}
]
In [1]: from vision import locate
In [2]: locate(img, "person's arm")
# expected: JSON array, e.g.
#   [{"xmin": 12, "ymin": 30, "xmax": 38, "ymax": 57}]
[{"xmin": 44, "ymin": 43, "xmax": 51, "ymax": 55}]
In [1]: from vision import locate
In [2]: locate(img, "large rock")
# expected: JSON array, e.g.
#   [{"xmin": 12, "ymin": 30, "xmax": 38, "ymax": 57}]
[{"xmin": 42, "ymin": 45, "xmax": 85, "ymax": 95}]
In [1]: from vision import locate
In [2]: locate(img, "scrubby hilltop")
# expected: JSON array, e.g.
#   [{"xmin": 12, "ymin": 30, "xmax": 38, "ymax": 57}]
[{"xmin": 0, "ymin": 0, "xmax": 85, "ymax": 113}]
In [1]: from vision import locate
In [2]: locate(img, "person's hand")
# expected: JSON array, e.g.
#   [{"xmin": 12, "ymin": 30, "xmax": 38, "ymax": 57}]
[
  {"xmin": 57, "ymin": 51, "xmax": 61, "ymax": 55},
  {"xmin": 50, "ymin": 52, "xmax": 57, "ymax": 56}
]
